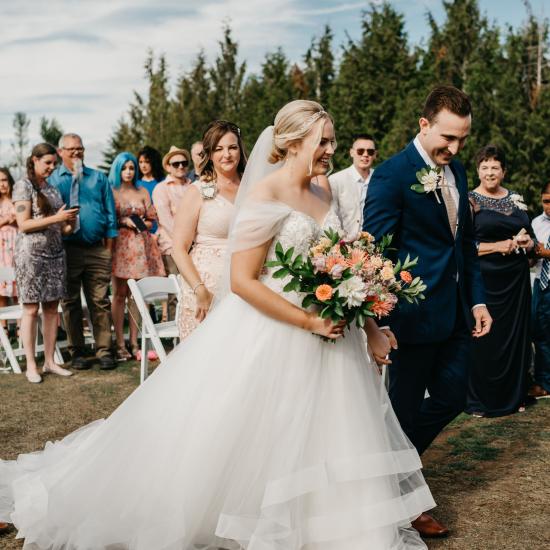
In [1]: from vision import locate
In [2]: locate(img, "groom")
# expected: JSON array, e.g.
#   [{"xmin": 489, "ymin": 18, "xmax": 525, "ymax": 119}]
[{"xmin": 363, "ymin": 86, "xmax": 492, "ymax": 537}]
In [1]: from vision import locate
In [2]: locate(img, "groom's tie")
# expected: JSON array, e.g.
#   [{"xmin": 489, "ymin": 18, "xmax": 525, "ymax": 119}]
[
  {"xmin": 540, "ymin": 235, "xmax": 550, "ymax": 291},
  {"xmin": 440, "ymin": 172, "xmax": 457, "ymax": 237}
]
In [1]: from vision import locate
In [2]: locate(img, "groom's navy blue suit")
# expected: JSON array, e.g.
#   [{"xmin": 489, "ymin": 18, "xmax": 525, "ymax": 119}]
[{"xmin": 363, "ymin": 140, "xmax": 485, "ymax": 454}]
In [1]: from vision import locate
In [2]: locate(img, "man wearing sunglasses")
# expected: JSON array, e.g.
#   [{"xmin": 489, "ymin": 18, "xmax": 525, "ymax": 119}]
[
  {"xmin": 152, "ymin": 146, "xmax": 192, "ymax": 320},
  {"xmin": 328, "ymin": 133, "xmax": 377, "ymax": 238},
  {"xmin": 530, "ymin": 182, "xmax": 550, "ymax": 399}
]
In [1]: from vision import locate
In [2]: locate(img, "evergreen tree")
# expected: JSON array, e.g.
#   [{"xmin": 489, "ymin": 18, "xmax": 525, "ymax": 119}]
[
  {"xmin": 303, "ymin": 25, "xmax": 335, "ymax": 106},
  {"xmin": 11, "ymin": 112, "xmax": 30, "ymax": 177},
  {"xmin": 39, "ymin": 116, "xmax": 63, "ymax": 147},
  {"xmin": 329, "ymin": 2, "xmax": 416, "ymax": 168},
  {"xmin": 208, "ymin": 25, "xmax": 246, "ymax": 122}
]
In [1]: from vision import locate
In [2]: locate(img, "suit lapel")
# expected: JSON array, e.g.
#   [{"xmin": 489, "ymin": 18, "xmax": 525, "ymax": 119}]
[
  {"xmin": 449, "ymin": 161, "xmax": 467, "ymax": 237},
  {"xmin": 405, "ymin": 141, "xmax": 453, "ymax": 239}
]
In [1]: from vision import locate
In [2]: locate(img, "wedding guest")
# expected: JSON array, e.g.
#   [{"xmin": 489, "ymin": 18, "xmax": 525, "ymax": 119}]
[
  {"xmin": 0, "ymin": 168, "xmax": 18, "ymax": 311},
  {"xmin": 467, "ymin": 145, "xmax": 535, "ymax": 417},
  {"xmin": 529, "ymin": 181, "xmax": 550, "ymax": 399},
  {"xmin": 172, "ymin": 121, "xmax": 246, "ymax": 338},
  {"xmin": 152, "ymin": 146, "xmax": 192, "ymax": 320},
  {"xmin": 109, "ymin": 153, "xmax": 165, "ymax": 361},
  {"xmin": 136, "ymin": 145, "xmax": 164, "ymax": 202},
  {"xmin": 329, "ymin": 133, "xmax": 377, "ymax": 238},
  {"xmin": 13, "ymin": 143, "xmax": 78, "ymax": 383},
  {"xmin": 188, "ymin": 141, "xmax": 204, "ymax": 181},
  {"xmin": 49, "ymin": 133, "xmax": 118, "ymax": 370}
]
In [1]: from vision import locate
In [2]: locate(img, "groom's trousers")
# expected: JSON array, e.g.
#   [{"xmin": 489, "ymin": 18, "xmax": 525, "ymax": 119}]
[{"xmin": 388, "ymin": 312, "xmax": 471, "ymax": 455}]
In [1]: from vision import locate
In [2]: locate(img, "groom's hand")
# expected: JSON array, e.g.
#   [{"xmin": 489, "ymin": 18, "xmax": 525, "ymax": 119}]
[{"xmin": 472, "ymin": 306, "xmax": 492, "ymax": 338}]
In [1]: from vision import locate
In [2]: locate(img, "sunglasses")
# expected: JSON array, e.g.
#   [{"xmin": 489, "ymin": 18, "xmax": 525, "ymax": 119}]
[
  {"xmin": 542, "ymin": 199, "xmax": 550, "ymax": 204},
  {"xmin": 170, "ymin": 161, "xmax": 188, "ymax": 168},
  {"xmin": 355, "ymin": 148, "xmax": 376, "ymax": 156}
]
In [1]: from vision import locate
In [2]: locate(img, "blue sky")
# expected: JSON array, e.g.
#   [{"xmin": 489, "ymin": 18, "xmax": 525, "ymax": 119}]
[{"xmin": 0, "ymin": 0, "xmax": 545, "ymax": 167}]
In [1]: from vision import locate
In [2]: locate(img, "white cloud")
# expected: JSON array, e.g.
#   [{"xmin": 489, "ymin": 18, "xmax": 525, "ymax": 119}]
[{"xmin": 0, "ymin": 0, "xmax": 525, "ymax": 169}]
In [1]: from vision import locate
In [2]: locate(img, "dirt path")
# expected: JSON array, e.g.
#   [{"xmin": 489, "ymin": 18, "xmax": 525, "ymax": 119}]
[{"xmin": 1, "ymin": 364, "xmax": 549, "ymax": 549}]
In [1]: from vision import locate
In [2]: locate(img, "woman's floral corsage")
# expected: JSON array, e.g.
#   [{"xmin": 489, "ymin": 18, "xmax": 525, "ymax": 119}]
[
  {"xmin": 265, "ymin": 229, "xmax": 426, "ymax": 338},
  {"xmin": 509, "ymin": 193, "xmax": 528, "ymax": 211},
  {"xmin": 200, "ymin": 182, "xmax": 217, "ymax": 200}
]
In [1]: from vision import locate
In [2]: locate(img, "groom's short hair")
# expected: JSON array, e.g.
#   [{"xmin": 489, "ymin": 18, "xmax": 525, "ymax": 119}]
[{"xmin": 422, "ymin": 86, "xmax": 472, "ymax": 123}]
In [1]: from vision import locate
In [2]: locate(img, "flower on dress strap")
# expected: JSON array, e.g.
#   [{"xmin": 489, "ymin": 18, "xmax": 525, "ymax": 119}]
[
  {"xmin": 200, "ymin": 182, "xmax": 217, "ymax": 200},
  {"xmin": 509, "ymin": 193, "xmax": 528, "ymax": 211}
]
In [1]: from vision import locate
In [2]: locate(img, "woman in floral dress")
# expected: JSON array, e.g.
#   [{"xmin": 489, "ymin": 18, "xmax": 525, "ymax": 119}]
[
  {"xmin": 108, "ymin": 152, "xmax": 165, "ymax": 360},
  {"xmin": 172, "ymin": 120, "xmax": 247, "ymax": 338},
  {"xmin": 0, "ymin": 168, "xmax": 18, "ymax": 308}
]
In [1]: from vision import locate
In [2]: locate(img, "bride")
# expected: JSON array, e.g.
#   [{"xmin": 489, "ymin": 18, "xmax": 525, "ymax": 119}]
[{"xmin": 0, "ymin": 100, "xmax": 435, "ymax": 549}]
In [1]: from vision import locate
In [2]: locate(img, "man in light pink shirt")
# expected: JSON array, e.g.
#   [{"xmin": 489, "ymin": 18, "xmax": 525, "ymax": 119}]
[{"xmin": 153, "ymin": 146, "xmax": 192, "ymax": 319}]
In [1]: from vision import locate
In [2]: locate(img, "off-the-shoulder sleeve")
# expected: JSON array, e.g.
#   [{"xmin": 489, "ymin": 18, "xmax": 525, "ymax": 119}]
[
  {"xmin": 229, "ymin": 199, "xmax": 293, "ymax": 253},
  {"xmin": 12, "ymin": 179, "xmax": 33, "ymax": 203}
]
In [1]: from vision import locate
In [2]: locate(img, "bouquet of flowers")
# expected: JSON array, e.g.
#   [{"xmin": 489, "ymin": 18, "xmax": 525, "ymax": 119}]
[{"xmin": 265, "ymin": 229, "xmax": 426, "ymax": 330}]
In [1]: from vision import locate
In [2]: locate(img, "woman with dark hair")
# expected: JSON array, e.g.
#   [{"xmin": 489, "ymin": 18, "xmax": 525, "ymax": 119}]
[
  {"xmin": 0, "ymin": 167, "xmax": 18, "ymax": 307},
  {"xmin": 108, "ymin": 152, "xmax": 165, "ymax": 360},
  {"xmin": 172, "ymin": 120, "xmax": 247, "ymax": 338},
  {"xmin": 136, "ymin": 145, "xmax": 164, "ymax": 201},
  {"xmin": 467, "ymin": 144, "xmax": 535, "ymax": 417},
  {"xmin": 13, "ymin": 143, "xmax": 78, "ymax": 383}
]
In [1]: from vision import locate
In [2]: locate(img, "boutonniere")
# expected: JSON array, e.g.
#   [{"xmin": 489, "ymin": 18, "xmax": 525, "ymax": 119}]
[
  {"xmin": 200, "ymin": 182, "xmax": 217, "ymax": 200},
  {"xmin": 411, "ymin": 167, "xmax": 443, "ymax": 203},
  {"xmin": 510, "ymin": 193, "xmax": 528, "ymax": 211}
]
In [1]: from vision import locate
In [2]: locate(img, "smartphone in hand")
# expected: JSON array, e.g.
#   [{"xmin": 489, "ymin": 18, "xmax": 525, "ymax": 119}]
[{"xmin": 129, "ymin": 213, "xmax": 148, "ymax": 233}]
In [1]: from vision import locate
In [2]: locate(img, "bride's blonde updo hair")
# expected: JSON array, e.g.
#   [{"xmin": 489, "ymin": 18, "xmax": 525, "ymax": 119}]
[{"xmin": 268, "ymin": 100, "xmax": 333, "ymax": 164}]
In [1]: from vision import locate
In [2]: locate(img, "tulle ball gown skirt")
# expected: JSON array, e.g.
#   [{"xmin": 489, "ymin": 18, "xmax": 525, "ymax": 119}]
[{"xmin": 0, "ymin": 293, "xmax": 434, "ymax": 549}]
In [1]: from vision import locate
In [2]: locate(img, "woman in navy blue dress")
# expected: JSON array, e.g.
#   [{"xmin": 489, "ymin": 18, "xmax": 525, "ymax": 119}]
[{"xmin": 467, "ymin": 145, "xmax": 535, "ymax": 417}]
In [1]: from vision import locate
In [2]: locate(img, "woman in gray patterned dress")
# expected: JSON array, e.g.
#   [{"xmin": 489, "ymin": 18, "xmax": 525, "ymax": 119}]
[{"xmin": 13, "ymin": 143, "xmax": 79, "ymax": 383}]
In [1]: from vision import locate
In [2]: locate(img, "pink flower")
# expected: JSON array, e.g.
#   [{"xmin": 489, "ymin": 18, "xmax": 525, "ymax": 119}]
[
  {"xmin": 311, "ymin": 255, "xmax": 327, "ymax": 273},
  {"xmin": 330, "ymin": 263, "xmax": 346, "ymax": 279}
]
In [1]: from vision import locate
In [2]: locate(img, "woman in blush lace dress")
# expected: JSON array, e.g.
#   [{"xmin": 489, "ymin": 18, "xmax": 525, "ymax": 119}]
[
  {"xmin": 171, "ymin": 120, "xmax": 246, "ymax": 338},
  {"xmin": 0, "ymin": 101, "xmax": 434, "ymax": 549}
]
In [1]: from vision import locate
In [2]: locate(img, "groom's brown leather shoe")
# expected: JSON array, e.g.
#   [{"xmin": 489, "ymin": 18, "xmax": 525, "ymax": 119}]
[
  {"xmin": 0, "ymin": 522, "xmax": 11, "ymax": 533},
  {"xmin": 412, "ymin": 513, "xmax": 449, "ymax": 538}
]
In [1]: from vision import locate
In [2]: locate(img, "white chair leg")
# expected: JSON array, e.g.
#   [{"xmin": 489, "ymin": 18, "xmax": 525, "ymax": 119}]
[
  {"xmin": 150, "ymin": 334, "xmax": 167, "ymax": 362},
  {"xmin": 140, "ymin": 331, "xmax": 148, "ymax": 384},
  {"xmin": 0, "ymin": 323, "xmax": 21, "ymax": 373},
  {"xmin": 54, "ymin": 343, "xmax": 64, "ymax": 365}
]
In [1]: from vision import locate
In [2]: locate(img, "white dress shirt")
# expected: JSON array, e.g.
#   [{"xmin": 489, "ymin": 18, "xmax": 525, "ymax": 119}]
[
  {"xmin": 532, "ymin": 213, "xmax": 550, "ymax": 278},
  {"xmin": 413, "ymin": 136, "xmax": 459, "ymax": 210},
  {"xmin": 329, "ymin": 164, "xmax": 373, "ymax": 239}
]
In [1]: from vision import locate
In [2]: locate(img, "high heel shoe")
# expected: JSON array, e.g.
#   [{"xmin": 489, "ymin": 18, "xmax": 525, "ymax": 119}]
[
  {"xmin": 25, "ymin": 371, "xmax": 42, "ymax": 384},
  {"xmin": 43, "ymin": 364, "xmax": 73, "ymax": 377}
]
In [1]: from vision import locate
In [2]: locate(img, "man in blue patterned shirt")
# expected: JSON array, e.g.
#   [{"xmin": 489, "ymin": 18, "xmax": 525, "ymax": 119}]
[{"xmin": 49, "ymin": 133, "xmax": 118, "ymax": 370}]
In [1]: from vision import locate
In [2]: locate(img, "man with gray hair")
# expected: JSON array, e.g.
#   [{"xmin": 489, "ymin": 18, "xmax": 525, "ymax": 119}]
[{"xmin": 49, "ymin": 133, "xmax": 118, "ymax": 370}]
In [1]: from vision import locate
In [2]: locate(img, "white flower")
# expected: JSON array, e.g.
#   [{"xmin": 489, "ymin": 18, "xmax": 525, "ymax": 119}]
[
  {"xmin": 200, "ymin": 183, "xmax": 217, "ymax": 199},
  {"xmin": 420, "ymin": 171, "xmax": 439, "ymax": 193},
  {"xmin": 337, "ymin": 276, "xmax": 367, "ymax": 308},
  {"xmin": 510, "ymin": 193, "xmax": 528, "ymax": 211}
]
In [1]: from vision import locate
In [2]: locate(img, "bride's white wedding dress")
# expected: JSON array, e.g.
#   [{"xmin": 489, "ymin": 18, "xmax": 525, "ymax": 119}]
[{"xmin": 0, "ymin": 201, "xmax": 434, "ymax": 550}]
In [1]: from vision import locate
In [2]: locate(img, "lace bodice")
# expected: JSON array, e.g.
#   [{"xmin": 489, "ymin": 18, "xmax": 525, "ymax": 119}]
[{"xmin": 260, "ymin": 206, "xmax": 342, "ymax": 305}]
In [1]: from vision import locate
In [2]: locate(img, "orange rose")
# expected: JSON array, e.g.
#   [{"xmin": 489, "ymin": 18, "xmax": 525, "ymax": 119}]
[
  {"xmin": 315, "ymin": 284, "xmax": 333, "ymax": 301},
  {"xmin": 400, "ymin": 270, "xmax": 413, "ymax": 284}
]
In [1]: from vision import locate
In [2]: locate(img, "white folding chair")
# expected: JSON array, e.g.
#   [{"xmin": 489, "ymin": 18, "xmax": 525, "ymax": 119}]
[{"xmin": 128, "ymin": 276, "xmax": 181, "ymax": 383}]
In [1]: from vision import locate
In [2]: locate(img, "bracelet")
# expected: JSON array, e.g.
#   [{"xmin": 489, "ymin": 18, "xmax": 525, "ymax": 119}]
[{"xmin": 192, "ymin": 282, "xmax": 205, "ymax": 294}]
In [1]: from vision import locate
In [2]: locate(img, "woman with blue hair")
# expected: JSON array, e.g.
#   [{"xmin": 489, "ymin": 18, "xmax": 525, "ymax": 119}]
[{"xmin": 108, "ymin": 152, "xmax": 165, "ymax": 361}]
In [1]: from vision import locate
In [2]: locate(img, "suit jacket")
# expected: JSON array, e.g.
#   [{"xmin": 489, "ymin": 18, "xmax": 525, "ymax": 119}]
[
  {"xmin": 363, "ymin": 141, "xmax": 485, "ymax": 344},
  {"xmin": 329, "ymin": 165, "xmax": 370, "ymax": 239}
]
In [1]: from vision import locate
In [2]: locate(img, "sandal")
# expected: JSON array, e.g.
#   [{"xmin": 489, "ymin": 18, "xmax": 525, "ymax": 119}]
[
  {"xmin": 130, "ymin": 345, "xmax": 140, "ymax": 360},
  {"xmin": 116, "ymin": 346, "xmax": 132, "ymax": 362}
]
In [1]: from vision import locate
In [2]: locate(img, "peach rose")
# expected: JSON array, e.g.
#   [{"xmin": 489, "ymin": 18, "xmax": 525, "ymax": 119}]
[
  {"xmin": 315, "ymin": 284, "xmax": 333, "ymax": 301},
  {"xmin": 400, "ymin": 270, "xmax": 413, "ymax": 284}
]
